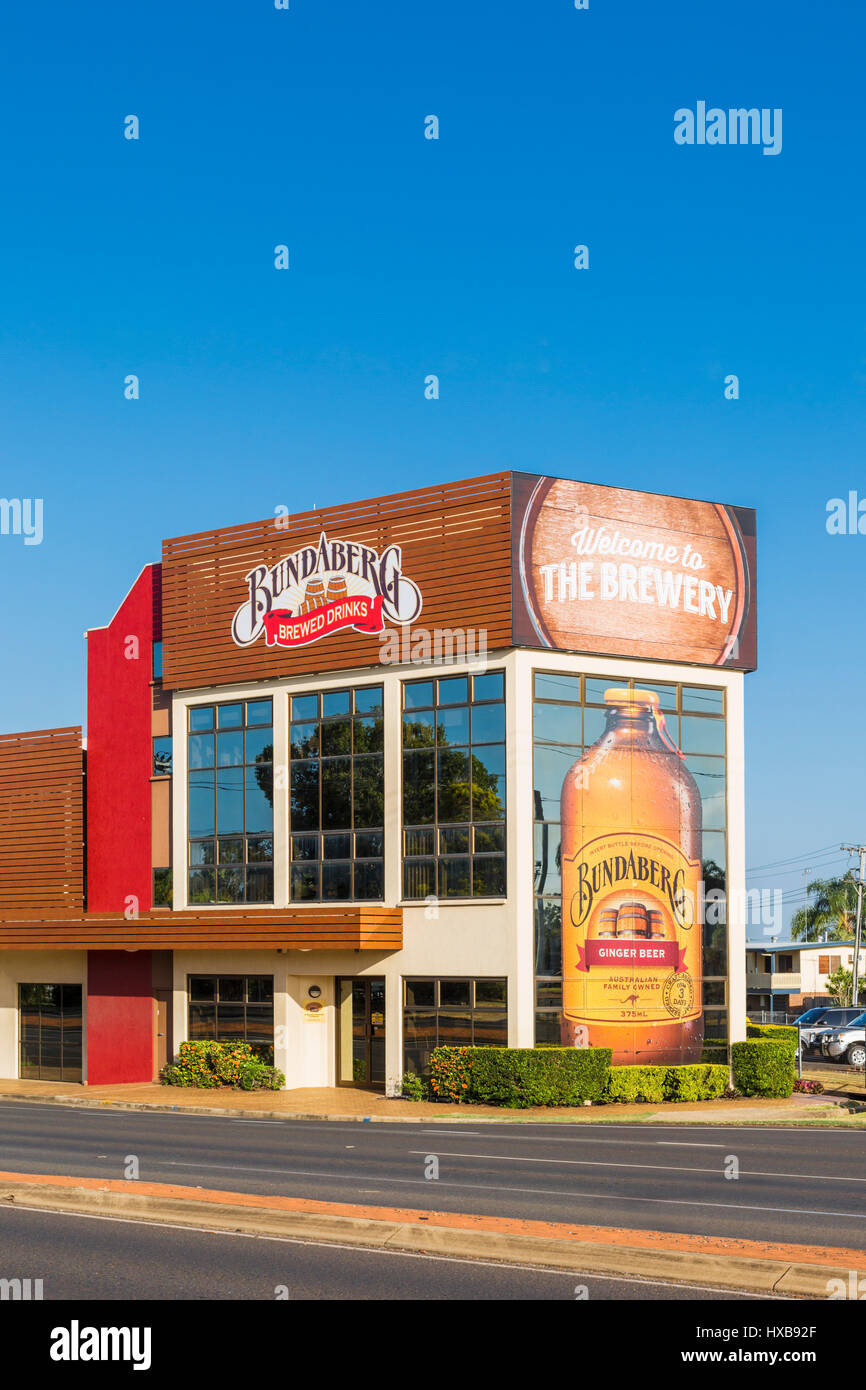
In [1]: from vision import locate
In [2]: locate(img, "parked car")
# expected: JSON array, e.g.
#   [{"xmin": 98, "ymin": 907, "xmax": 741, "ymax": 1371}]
[
  {"xmin": 797, "ymin": 1007, "xmax": 864, "ymax": 1055},
  {"xmin": 820, "ymin": 1012, "xmax": 866, "ymax": 1067}
]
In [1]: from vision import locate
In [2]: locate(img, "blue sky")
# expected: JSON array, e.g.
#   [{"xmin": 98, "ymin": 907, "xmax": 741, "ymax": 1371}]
[{"xmin": 0, "ymin": 0, "xmax": 863, "ymax": 925}]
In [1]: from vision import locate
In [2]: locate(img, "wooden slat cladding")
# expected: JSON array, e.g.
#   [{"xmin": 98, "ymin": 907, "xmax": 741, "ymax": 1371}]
[
  {"xmin": 0, "ymin": 905, "xmax": 402, "ymax": 951},
  {"xmin": 161, "ymin": 472, "xmax": 513, "ymax": 690},
  {"xmin": 0, "ymin": 728, "xmax": 84, "ymax": 911}
]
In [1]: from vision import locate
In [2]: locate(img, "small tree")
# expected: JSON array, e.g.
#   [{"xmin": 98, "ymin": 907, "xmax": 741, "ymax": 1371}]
[{"xmin": 825, "ymin": 967, "xmax": 866, "ymax": 1006}]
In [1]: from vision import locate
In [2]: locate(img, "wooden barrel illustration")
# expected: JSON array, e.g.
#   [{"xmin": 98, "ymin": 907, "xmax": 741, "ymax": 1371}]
[
  {"xmin": 615, "ymin": 902, "xmax": 648, "ymax": 938},
  {"xmin": 646, "ymin": 909, "xmax": 666, "ymax": 940},
  {"xmin": 300, "ymin": 577, "xmax": 328, "ymax": 614},
  {"xmin": 326, "ymin": 575, "xmax": 348, "ymax": 602},
  {"xmin": 517, "ymin": 476, "xmax": 752, "ymax": 668},
  {"xmin": 595, "ymin": 908, "xmax": 618, "ymax": 940}
]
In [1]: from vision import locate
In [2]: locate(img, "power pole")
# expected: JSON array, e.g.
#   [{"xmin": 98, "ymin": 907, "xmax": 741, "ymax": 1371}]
[
  {"xmin": 841, "ymin": 846, "xmax": 866, "ymax": 1007},
  {"xmin": 803, "ymin": 867, "xmax": 811, "ymax": 941}
]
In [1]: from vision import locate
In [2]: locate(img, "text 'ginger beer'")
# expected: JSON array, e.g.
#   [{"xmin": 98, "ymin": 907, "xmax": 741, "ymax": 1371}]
[{"xmin": 560, "ymin": 688, "xmax": 703, "ymax": 1064}]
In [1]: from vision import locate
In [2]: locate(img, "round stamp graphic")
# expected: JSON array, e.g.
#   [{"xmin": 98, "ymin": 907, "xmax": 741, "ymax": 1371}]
[{"xmin": 663, "ymin": 972, "xmax": 694, "ymax": 1019}]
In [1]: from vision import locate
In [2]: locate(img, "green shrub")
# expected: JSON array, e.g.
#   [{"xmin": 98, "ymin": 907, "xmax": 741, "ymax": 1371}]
[
  {"xmin": 237, "ymin": 1061, "xmax": 285, "ymax": 1091},
  {"xmin": 160, "ymin": 1041, "xmax": 283, "ymax": 1090},
  {"xmin": 746, "ymin": 1023, "xmax": 798, "ymax": 1044},
  {"xmin": 605, "ymin": 1065, "xmax": 667, "ymax": 1103},
  {"xmin": 604, "ymin": 1063, "xmax": 729, "ymax": 1104},
  {"xmin": 663, "ymin": 1064, "xmax": 729, "ymax": 1102},
  {"xmin": 428, "ymin": 1046, "xmax": 612, "ymax": 1107},
  {"xmin": 731, "ymin": 1039, "xmax": 795, "ymax": 1097},
  {"xmin": 400, "ymin": 1072, "xmax": 428, "ymax": 1101}
]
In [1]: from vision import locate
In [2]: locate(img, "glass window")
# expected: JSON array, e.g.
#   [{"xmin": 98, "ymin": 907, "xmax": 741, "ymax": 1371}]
[
  {"xmin": 187, "ymin": 699, "xmax": 274, "ymax": 904},
  {"xmin": 18, "ymin": 983, "xmax": 83, "ymax": 1082},
  {"xmin": 153, "ymin": 737, "xmax": 172, "ymax": 777},
  {"xmin": 153, "ymin": 867, "xmax": 172, "ymax": 908},
  {"xmin": 473, "ymin": 671, "xmax": 505, "ymax": 702},
  {"xmin": 354, "ymin": 686, "xmax": 384, "ymax": 715},
  {"xmin": 152, "ymin": 640, "xmax": 163, "ymax": 681},
  {"xmin": 404, "ymin": 680, "xmax": 434, "ymax": 710},
  {"xmin": 402, "ymin": 978, "xmax": 508, "ymax": 1075},
  {"xmin": 403, "ymin": 672, "xmax": 505, "ymax": 900},
  {"xmin": 288, "ymin": 685, "xmax": 384, "ymax": 901},
  {"xmin": 186, "ymin": 977, "xmax": 275, "ymax": 1062}
]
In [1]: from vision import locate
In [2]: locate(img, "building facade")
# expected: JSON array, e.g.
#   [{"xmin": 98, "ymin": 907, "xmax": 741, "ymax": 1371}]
[
  {"xmin": 746, "ymin": 940, "xmax": 866, "ymax": 1019},
  {"xmin": 0, "ymin": 471, "xmax": 757, "ymax": 1090}
]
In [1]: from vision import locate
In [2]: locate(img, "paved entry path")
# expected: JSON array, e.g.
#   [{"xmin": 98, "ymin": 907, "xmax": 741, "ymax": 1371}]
[{"xmin": 0, "ymin": 1077, "xmax": 858, "ymax": 1126}]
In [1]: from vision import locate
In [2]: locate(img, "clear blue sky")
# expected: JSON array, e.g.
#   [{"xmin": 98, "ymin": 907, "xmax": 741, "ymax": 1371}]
[{"xmin": 0, "ymin": 1, "xmax": 863, "ymax": 926}]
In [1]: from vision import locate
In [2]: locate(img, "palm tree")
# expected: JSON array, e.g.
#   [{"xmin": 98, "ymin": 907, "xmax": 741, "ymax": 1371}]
[{"xmin": 789, "ymin": 875, "xmax": 858, "ymax": 941}]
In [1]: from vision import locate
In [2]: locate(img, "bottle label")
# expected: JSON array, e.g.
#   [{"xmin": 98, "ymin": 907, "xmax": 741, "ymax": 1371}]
[{"xmin": 562, "ymin": 831, "xmax": 701, "ymax": 1026}]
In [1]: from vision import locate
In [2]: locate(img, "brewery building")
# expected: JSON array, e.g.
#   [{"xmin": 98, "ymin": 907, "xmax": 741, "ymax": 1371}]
[{"xmin": 0, "ymin": 472, "xmax": 757, "ymax": 1090}]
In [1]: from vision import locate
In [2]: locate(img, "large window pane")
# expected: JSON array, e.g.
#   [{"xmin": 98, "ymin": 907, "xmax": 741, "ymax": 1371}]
[{"xmin": 216, "ymin": 767, "xmax": 244, "ymax": 835}]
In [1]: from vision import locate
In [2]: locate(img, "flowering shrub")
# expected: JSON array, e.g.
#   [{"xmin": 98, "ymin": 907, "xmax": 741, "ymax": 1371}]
[
  {"xmin": 160, "ymin": 1041, "xmax": 284, "ymax": 1091},
  {"xmin": 428, "ymin": 1046, "xmax": 474, "ymax": 1102},
  {"xmin": 793, "ymin": 1077, "xmax": 825, "ymax": 1094}
]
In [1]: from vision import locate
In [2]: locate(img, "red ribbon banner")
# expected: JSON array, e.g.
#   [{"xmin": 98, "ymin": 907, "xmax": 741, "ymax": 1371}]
[
  {"xmin": 576, "ymin": 940, "xmax": 688, "ymax": 973},
  {"xmin": 262, "ymin": 594, "xmax": 385, "ymax": 648}
]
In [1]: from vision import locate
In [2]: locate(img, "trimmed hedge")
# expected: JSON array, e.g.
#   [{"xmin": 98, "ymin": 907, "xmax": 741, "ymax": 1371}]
[
  {"xmin": 604, "ymin": 1063, "xmax": 728, "ymax": 1104},
  {"xmin": 746, "ymin": 1023, "xmax": 798, "ymax": 1044},
  {"xmin": 731, "ymin": 1039, "xmax": 795, "ymax": 1097},
  {"xmin": 427, "ymin": 1048, "xmax": 730, "ymax": 1108},
  {"xmin": 428, "ymin": 1046, "xmax": 612, "ymax": 1107},
  {"xmin": 160, "ymin": 1041, "xmax": 285, "ymax": 1091}
]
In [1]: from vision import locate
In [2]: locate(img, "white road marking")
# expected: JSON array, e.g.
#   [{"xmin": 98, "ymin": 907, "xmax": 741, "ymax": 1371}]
[
  {"xmin": 142, "ymin": 1160, "xmax": 866, "ymax": 1223},
  {"xmin": 657, "ymin": 1142, "xmax": 725, "ymax": 1148},
  {"xmin": 407, "ymin": 1150, "xmax": 866, "ymax": 1184}
]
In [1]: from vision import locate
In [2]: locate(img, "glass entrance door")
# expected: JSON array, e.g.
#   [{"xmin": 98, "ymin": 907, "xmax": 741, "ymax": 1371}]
[
  {"xmin": 336, "ymin": 977, "xmax": 386, "ymax": 1088},
  {"xmin": 19, "ymin": 984, "xmax": 83, "ymax": 1082}
]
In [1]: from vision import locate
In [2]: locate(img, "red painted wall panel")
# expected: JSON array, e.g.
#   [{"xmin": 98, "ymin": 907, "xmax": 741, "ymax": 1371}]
[
  {"xmin": 87, "ymin": 951, "xmax": 153, "ymax": 1084},
  {"xmin": 86, "ymin": 565, "xmax": 158, "ymax": 912}
]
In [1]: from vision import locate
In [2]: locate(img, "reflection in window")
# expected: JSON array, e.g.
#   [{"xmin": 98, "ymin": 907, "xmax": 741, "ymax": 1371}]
[
  {"xmin": 187, "ymin": 700, "xmax": 273, "ymax": 904},
  {"xmin": 402, "ymin": 672, "xmax": 506, "ymax": 899},
  {"xmin": 187, "ymin": 975, "xmax": 274, "ymax": 1062},
  {"xmin": 402, "ymin": 977, "xmax": 508, "ymax": 1076},
  {"xmin": 289, "ymin": 686, "xmax": 384, "ymax": 901}
]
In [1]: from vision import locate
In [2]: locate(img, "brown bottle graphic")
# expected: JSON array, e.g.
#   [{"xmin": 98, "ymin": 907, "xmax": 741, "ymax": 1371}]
[{"xmin": 560, "ymin": 689, "xmax": 703, "ymax": 1064}]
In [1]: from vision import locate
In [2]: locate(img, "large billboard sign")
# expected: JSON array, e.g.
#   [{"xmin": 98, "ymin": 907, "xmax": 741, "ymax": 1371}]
[
  {"xmin": 559, "ymin": 688, "xmax": 704, "ymax": 1064},
  {"xmin": 514, "ymin": 474, "xmax": 757, "ymax": 669}
]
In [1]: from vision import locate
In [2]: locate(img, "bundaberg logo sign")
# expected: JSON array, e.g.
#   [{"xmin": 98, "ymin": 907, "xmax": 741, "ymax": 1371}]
[{"xmin": 231, "ymin": 532, "xmax": 423, "ymax": 649}]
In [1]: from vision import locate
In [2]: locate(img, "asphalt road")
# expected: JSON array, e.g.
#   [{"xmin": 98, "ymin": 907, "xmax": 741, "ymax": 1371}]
[
  {"xmin": 0, "ymin": 1101, "xmax": 864, "ymax": 1249},
  {"xmin": 0, "ymin": 1205, "xmax": 767, "ymax": 1301}
]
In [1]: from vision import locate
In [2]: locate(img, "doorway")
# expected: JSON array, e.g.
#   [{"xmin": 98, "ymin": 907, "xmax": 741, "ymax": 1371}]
[
  {"xmin": 153, "ymin": 989, "xmax": 173, "ymax": 1078},
  {"xmin": 18, "ymin": 984, "xmax": 83, "ymax": 1082},
  {"xmin": 336, "ymin": 977, "xmax": 386, "ymax": 1088}
]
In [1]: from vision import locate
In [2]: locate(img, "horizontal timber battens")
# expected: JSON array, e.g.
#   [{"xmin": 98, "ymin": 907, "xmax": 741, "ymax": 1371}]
[
  {"xmin": 161, "ymin": 472, "xmax": 513, "ymax": 690},
  {"xmin": 0, "ymin": 907, "xmax": 403, "ymax": 951},
  {"xmin": 0, "ymin": 728, "xmax": 84, "ymax": 911}
]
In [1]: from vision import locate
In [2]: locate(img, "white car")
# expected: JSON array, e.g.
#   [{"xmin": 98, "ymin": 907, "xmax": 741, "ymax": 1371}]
[{"xmin": 820, "ymin": 1012, "xmax": 866, "ymax": 1067}]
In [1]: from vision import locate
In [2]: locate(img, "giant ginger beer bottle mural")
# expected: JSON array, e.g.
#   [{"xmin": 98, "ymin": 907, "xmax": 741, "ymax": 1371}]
[{"xmin": 560, "ymin": 689, "xmax": 703, "ymax": 1064}]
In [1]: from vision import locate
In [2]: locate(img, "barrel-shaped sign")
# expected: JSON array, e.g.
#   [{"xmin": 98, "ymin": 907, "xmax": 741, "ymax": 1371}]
[{"xmin": 514, "ymin": 475, "xmax": 756, "ymax": 669}]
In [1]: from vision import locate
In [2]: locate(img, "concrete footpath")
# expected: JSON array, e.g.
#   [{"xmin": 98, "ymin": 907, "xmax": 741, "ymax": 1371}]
[
  {"xmin": 0, "ymin": 1077, "xmax": 863, "ymax": 1126},
  {"xmin": 0, "ymin": 1168, "xmax": 861, "ymax": 1298}
]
